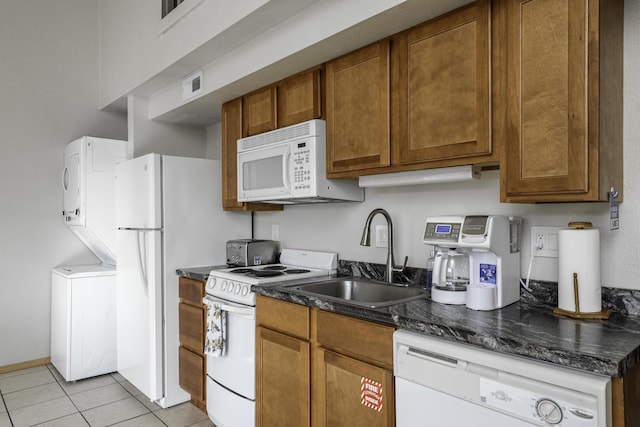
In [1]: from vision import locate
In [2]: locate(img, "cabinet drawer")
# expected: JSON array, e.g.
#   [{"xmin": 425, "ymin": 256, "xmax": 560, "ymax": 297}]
[
  {"xmin": 179, "ymin": 277, "xmax": 205, "ymax": 305},
  {"xmin": 179, "ymin": 303, "xmax": 205, "ymax": 352},
  {"xmin": 315, "ymin": 310, "xmax": 394, "ymax": 369},
  {"xmin": 256, "ymin": 296, "xmax": 310, "ymax": 340},
  {"xmin": 179, "ymin": 346, "xmax": 205, "ymax": 402}
]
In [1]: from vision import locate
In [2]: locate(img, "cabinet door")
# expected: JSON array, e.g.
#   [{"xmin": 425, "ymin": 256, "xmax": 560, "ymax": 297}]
[
  {"xmin": 256, "ymin": 327, "xmax": 310, "ymax": 427},
  {"xmin": 221, "ymin": 98, "xmax": 245, "ymax": 210},
  {"xmin": 278, "ymin": 68, "xmax": 322, "ymax": 128},
  {"xmin": 315, "ymin": 348, "xmax": 394, "ymax": 427},
  {"xmin": 397, "ymin": 0, "xmax": 491, "ymax": 164},
  {"xmin": 503, "ymin": 0, "xmax": 623, "ymax": 202},
  {"xmin": 178, "ymin": 346, "xmax": 205, "ymax": 403},
  {"xmin": 221, "ymin": 99, "xmax": 282, "ymax": 211},
  {"xmin": 505, "ymin": 0, "xmax": 588, "ymax": 198},
  {"xmin": 326, "ymin": 40, "xmax": 391, "ymax": 176},
  {"xmin": 243, "ymin": 86, "xmax": 277, "ymax": 136}
]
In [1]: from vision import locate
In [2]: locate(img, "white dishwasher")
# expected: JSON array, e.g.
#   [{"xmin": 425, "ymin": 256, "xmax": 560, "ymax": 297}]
[{"xmin": 394, "ymin": 330, "xmax": 611, "ymax": 426}]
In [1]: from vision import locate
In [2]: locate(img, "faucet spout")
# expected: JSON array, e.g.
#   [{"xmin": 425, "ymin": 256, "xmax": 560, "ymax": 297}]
[{"xmin": 360, "ymin": 208, "xmax": 408, "ymax": 283}]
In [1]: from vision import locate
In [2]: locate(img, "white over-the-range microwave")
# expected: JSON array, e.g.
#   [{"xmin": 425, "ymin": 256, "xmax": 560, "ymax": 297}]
[{"xmin": 236, "ymin": 119, "xmax": 364, "ymax": 204}]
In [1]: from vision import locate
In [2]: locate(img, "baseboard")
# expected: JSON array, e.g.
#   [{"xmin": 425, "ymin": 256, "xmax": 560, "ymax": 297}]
[{"xmin": 0, "ymin": 357, "xmax": 51, "ymax": 374}]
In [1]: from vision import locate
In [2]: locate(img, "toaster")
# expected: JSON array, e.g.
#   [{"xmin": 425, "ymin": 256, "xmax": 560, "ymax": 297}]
[{"xmin": 226, "ymin": 239, "xmax": 278, "ymax": 266}]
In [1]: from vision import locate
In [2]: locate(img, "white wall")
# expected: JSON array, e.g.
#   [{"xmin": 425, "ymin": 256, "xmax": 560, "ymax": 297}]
[
  {"xmin": 128, "ymin": 95, "xmax": 206, "ymax": 158},
  {"xmin": 0, "ymin": 1, "xmax": 127, "ymax": 366},
  {"xmin": 98, "ymin": 0, "xmax": 311, "ymax": 108},
  {"xmin": 250, "ymin": 0, "xmax": 640, "ymax": 291}
]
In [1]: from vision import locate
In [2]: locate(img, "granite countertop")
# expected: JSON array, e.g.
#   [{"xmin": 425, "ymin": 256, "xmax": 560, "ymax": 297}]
[
  {"xmin": 253, "ymin": 276, "xmax": 640, "ymax": 379},
  {"xmin": 176, "ymin": 265, "xmax": 227, "ymax": 281}
]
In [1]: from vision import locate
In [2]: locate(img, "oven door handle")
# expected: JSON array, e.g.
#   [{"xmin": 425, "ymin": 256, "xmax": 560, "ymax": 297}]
[{"xmin": 203, "ymin": 296, "xmax": 255, "ymax": 319}]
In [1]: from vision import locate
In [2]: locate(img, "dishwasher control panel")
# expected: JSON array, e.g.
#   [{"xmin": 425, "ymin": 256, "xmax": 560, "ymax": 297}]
[{"xmin": 480, "ymin": 378, "xmax": 599, "ymax": 426}]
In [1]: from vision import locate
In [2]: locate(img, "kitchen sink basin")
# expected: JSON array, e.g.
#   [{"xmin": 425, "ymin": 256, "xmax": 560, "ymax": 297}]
[{"xmin": 286, "ymin": 278, "xmax": 427, "ymax": 308}]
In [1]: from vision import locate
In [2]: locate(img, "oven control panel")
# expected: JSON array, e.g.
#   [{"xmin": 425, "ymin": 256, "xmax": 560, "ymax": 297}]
[{"xmin": 206, "ymin": 276, "xmax": 254, "ymax": 305}]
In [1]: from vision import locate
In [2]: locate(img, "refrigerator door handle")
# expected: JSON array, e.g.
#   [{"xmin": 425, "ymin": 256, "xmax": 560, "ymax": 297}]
[{"xmin": 136, "ymin": 230, "xmax": 149, "ymax": 297}]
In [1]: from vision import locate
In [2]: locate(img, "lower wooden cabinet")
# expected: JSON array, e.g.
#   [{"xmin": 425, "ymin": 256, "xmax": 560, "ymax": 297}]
[
  {"xmin": 315, "ymin": 348, "xmax": 394, "ymax": 426},
  {"xmin": 256, "ymin": 327, "xmax": 310, "ymax": 427},
  {"xmin": 255, "ymin": 295, "xmax": 395, "ymax": 427},
  {"xmin": 178, "ymin": 277, "xmax": 207, "ymax": 412}
]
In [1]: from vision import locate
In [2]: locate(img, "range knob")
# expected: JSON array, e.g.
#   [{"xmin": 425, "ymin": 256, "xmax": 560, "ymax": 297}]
[
  {"xmin": 221, "ymin": 280, "xmax": 228, "ymax": 291},
  {"xmin": 536, "ymin": 398, "xmax": 563, "ymax": 424},
  {"xmin": 241, "ymin": 286, "xmax": 249, "ymax": 296},
  {"xmin": 205, "ymin": 277, "xmax": 217, "ymax": 292},
  {"xmin": 228, "ymin": 283, "xmax": 236, "ymax": 294},
  {"xmin": 235, "ymin": 285, "xmax": 242, "ymax": 295}
]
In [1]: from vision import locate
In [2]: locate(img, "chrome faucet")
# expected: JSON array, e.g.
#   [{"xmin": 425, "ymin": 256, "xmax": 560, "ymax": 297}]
[{"xmin": 360, "ymin": 208, "xmax": 408, "ymax": 283}]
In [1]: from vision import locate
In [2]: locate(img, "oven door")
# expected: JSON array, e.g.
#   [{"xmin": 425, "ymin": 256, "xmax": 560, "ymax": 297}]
[
  {"xmin": 204, "ymin": 295, "xmax": 255, "ymax": 399},
  {"xmin": 237, "ymin": 141, "xmax": 292, "ymax": 202}
]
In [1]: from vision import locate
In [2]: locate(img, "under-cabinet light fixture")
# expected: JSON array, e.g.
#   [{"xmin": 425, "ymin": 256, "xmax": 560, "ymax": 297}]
[{"xmin": 358, "ymin": 165, "xmax": 481, "ymax": 188}]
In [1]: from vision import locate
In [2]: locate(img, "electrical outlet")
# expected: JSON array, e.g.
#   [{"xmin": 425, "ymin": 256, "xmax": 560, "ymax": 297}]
[
  {"xmin": 375, "ymin": 225, "xmax": 388, "ymax": 248},
  {"xmin": 530, "ymin": 226, "xmax": 562, "ymax": 258}
]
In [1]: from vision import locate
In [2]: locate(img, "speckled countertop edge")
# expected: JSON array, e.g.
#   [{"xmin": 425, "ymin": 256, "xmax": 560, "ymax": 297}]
[
  {"xmin": 253, "ymin": 278, "xmax": 640, "ymax": 378},
  {"xmin": 177, "ymin": 263, "xmax": 640, "ymax": 378}
]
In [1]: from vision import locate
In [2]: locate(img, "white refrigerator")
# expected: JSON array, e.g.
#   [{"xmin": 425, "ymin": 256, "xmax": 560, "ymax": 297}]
[{"xmin": 115, "ymin": 154, "xmax": 250, "ymax": 408}]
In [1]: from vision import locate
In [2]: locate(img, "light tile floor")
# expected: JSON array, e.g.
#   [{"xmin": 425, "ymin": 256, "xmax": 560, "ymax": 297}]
[{"xmin": 0, "ymin": 365, "xmax": 216, "ymax": 427}]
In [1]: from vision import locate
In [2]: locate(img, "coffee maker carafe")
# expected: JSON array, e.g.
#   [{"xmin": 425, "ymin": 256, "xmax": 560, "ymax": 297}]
[{"xmin": 432, "ymin": 248, "xmax": 469, "ymax": 304}]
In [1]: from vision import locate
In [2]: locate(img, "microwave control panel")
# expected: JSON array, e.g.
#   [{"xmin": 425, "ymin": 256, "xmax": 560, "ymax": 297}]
[{"xmin": 292, "ymin": 141, "xmax": 313, "ymax": 192}]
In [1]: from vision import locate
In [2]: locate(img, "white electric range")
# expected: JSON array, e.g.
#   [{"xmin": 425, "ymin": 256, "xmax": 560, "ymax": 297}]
[
  {"xmin": 203, "ymin": 248, "xmax": 337, "ymax": 427},
  {"xmin": 205, "ymin": 248, "xmax": 338, "ymax": 306}
]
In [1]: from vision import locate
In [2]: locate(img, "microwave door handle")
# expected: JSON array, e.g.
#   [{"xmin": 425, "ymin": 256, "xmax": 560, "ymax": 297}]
[{"xmin": 282, "ymin": 146, "xmax": 292, "ymax": 193}]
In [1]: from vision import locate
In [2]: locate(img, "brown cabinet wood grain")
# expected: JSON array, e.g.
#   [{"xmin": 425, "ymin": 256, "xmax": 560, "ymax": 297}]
[
  {"xmin": 315, "ymin": 348, "xmax": 394, "ymax": 427},
  {"xmin": 325, "ymin": 40, "xmax": 391, "ymax": 175},
  {"xmin": 243, "ymin": 86, "xmax": 277, "ymax": 137},
  {"xmin": 179, "ymin": 346, "xmax": 205, "ymax": 404},
  {"xmin": 256, "ymin": 326, "xmax": 311, "ymax": 427},
  {"xmin": 396, "ymin": 0, "xmax": 492, "ymax": 165},
  {"xmin": 255, "ymin": 295, "xmax": 396, "ymax": 427},
  {"xmin": 326, "ymin": 1, "xmax": 499, "ymax": 179},
  {"xmin": 501, "ymin": 0, "xmax": 623, "ymax": 202},
  {"xmin": 278, "ymin": 67, "xmax": 322, "ymax": 128},
  {"xmin": 177, "ymin": 277, "xmax": 207, "ymax": 411}
]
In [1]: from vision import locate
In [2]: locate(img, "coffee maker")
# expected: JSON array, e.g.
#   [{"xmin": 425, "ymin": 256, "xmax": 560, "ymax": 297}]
[{"xmin": 423, "ymin": 215, "xmax": 521, "ymax": 310}]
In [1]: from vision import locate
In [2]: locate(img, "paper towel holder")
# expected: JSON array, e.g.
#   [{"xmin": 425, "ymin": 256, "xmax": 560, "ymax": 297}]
[{"xmin": 553, "ymin": 272, "xmax": 611, "ymax": 319}]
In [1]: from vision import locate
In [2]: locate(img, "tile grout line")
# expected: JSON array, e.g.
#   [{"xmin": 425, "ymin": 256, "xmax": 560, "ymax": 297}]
[{"xmin": 0, "ymin": 386, "xmax": 15, "ymax": 427}]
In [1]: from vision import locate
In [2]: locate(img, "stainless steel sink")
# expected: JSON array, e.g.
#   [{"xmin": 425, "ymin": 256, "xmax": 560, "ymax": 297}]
[{"xmin": 285, "ymin": 278, "xmax": 427, "ymax": 308}]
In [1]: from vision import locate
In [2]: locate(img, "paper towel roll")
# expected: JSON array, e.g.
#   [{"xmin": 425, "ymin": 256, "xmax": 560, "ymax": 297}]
[{"xmin": 558, "ymin": 225, "xmax": 602, "ymax": 313}]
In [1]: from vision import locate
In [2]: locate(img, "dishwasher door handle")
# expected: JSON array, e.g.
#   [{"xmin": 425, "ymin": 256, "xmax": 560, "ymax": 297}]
[{"xmin": 399, "ymin": 344, "xmax": 468, "ymax": 370}]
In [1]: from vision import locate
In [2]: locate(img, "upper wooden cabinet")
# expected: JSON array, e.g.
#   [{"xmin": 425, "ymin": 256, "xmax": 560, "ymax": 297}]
[
  {"xmin": 501, "ymin": 0, "xmax": 623, "ymax": 202},
  {"xmin": 221, "ymin": 98, "xmax": 282, "ymax": 211},
  {"xmin": 243, "ymin": 86, "xmax": 277, "ymax": 137},
  {"xmin": 278, "ymin": 68, "xmax": 322, "ymax": 128},
  {"xmin": 396, "ymin": 0, "xmax": 492, "ymax": 164},
  {"xmin": 325, "ymin": 40, "xmax": 391, "ymax": 175},
  {"xmin": 242, "ymin": 67, "xmax": 323, "ymax": 137},
  {"xmin": 325, "ymin": 1, "xmax": 499, "ymax": 179}
]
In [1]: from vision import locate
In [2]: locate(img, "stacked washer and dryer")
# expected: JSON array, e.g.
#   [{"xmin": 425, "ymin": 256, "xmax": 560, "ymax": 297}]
[{"xmin": 50, "ymin": 137, "xmax": 129, "ymax": 381}]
